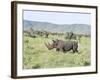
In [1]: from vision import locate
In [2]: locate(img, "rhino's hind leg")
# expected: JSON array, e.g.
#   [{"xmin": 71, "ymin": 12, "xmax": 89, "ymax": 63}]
[
  {"xmin": 72, "ymin": 43, "xmax": 78, "ymax": 53},
  {"xmin": 72, "ymin": 50, "xmax": 75, "ymax": 53},
  {"xmin": 73, "ymin": 48, "xmax": 78, "ymax": 53},
  {"xmin": 76, "ymin": 49, "xmax": 78, "ymax": 52}
]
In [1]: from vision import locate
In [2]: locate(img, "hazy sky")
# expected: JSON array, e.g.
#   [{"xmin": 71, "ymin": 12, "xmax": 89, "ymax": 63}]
[{"xmin": 23, "ymin": 10, "xmax": 91, "ymax": 25}]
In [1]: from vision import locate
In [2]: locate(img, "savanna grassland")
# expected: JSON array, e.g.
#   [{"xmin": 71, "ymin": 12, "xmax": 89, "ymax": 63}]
[{"xmin": 23, "ymin": 33, "xmax": 91, "ymax": 69}]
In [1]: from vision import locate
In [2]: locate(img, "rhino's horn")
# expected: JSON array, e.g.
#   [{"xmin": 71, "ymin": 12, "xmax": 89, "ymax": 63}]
[
  {"xmin": 44, "ymin": 42, "xmax": 50, "ymax": 48},
  {"xmin": 44, "ymin": 42, "xmax": 53, "ymax": 50}
]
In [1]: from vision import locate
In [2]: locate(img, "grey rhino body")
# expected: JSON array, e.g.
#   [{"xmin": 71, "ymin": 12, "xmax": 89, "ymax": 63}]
[{"xmin": 52, "ymin": 40, "xmax": 78, "ymax": 53}]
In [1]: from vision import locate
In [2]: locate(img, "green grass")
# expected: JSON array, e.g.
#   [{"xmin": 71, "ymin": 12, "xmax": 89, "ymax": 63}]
[{"xmin": 23, "ymin": 33, "xmax": 91, "ymax": 69}]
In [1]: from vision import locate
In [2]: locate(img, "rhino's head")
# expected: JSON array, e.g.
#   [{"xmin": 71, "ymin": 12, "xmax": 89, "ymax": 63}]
[{"xmin": 44, "ymin": 39, "xmax": 59, "ymax": 50}]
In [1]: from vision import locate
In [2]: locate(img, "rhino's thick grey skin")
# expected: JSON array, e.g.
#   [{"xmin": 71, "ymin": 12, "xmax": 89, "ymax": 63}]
[{"xmin": 54, "ymin": 40, "xmax": 78, "ymax": 53}]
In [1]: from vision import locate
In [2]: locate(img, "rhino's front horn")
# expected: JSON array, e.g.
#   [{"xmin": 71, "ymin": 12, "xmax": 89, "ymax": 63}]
[{"xmin": 44, "ymin": 42, "xmax": 53, "ymax": 50}]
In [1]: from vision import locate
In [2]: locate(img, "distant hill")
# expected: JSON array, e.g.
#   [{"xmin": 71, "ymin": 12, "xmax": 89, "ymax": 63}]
[{"xmin": 23, "ymin": 20, "xmax": 91, "ymax": 35}]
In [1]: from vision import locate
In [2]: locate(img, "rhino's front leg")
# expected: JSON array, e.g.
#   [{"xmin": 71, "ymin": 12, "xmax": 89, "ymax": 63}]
[
  {"xmin": 56, "ymin": 48, "xmax": 64, "ymax": 53},
  {"xmin": 56, "ymin": 48, "xmax": 60, "ymax": 51}
]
